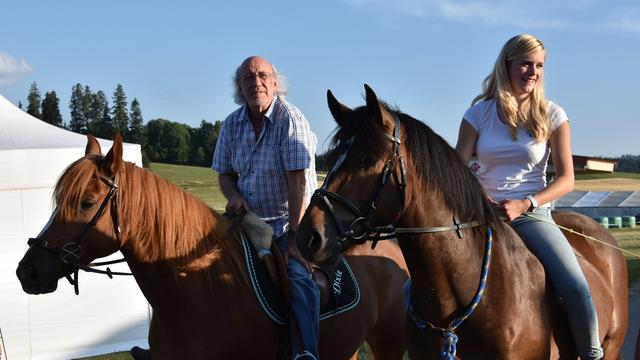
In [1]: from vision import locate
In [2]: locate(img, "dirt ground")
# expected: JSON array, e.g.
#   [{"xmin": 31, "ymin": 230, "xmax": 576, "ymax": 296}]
[{"xmin": 574, "ymin": 178, "xmax": 640, "ymax": 191}]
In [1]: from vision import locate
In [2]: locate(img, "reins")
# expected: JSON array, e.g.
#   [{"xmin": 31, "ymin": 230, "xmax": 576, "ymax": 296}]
[{"xmin": 523, "ymin": 212, "xmax": 640, "ymax": 258}]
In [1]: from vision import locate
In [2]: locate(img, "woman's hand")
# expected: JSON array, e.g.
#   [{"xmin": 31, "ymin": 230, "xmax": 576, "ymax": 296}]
[{"xmin": 499, "ymin": 198, "xmax": 531, "ymax": 221}]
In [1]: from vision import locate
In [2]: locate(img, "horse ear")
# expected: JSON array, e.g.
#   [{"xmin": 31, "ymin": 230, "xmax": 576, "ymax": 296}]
[
  {"xmin": 85, "ymin": 134, "xmax": 102, "ymax": 156},
  {"xmin": 102, "ymin": 133, "xmax": 124, "ymax": 178},
  {"xmin": 364, "ymin": 84, "xmax": 394, "ymax": 131},
  {"xmin": 327, "ymin": 90, "xmax": 352, "ymax": 127}
]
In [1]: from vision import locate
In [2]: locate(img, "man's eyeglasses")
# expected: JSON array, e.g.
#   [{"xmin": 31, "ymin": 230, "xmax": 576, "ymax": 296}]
[{"xmin": 240, "ymin": 71, "xmax": 273, "ymax": 82}]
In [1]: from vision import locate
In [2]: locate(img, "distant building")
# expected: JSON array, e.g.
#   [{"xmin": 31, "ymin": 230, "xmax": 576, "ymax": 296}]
[{"xmin": 548, "ymin": 155, "xmax": 617, "ymax": 176}]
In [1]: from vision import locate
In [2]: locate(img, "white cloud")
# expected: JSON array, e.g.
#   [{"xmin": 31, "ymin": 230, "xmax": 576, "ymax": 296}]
[
  {"xmin": 0, "ymin": 52, "xmax": 33, "ymax": 86},
  {"xmin": 605, "ymin": 10, "xmax": 640, "ymax": 33},
  {"xmin": 340, "ymin": 0, "xmax": 635, "ymax": 31}
]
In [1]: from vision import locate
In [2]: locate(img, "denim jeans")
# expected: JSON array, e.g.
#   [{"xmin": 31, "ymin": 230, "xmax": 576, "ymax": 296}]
[
  {"xmin": 510, "ymin": 207, "xmax": 603, "ymax": 360},
  {"xmin": 275, "ymin": 233, "xmax": 320, "ymax": 360}
]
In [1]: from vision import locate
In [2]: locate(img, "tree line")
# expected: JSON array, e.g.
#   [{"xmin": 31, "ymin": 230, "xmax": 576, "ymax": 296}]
[
  {"xmin": 20, "ymin": 83, "xmax": 639, "ymax": 173},
  {"xmin": 23, "ymin": 82, "xmax": 221, "ymax": 167}
]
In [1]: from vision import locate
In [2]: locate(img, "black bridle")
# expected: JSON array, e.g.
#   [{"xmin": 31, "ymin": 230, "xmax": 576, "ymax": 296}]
[
  {"xmin": 312, "ymin": 112, "xmax": 483, "ymax": 249},
  {"xmin": 312, "ymin": 113, "xmax": 406, "ymax": 249},
  {"xmin": 27, "ymin": 174, "xmax": 132, "ymax": 295}
]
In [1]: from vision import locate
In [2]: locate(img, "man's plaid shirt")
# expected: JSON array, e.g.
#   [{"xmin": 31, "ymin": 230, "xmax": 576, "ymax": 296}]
[{"xmin": 212, "ymin": 96, "xmax": 317, "ymax": 237}]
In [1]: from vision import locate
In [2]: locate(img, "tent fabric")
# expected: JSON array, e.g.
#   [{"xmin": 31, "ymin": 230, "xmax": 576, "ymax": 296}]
[{"xmin": 0, "ymin": 95, "xmax": 150, "ymax": 359}]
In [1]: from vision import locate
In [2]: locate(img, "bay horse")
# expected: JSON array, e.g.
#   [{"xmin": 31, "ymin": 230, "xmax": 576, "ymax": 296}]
[
  {"xmin": 16, "ymin": 134, "xmax": 409, "ymax": 360},
  {"xmin": 295, "ymin": 85, "xmax": 628, "ymax": 359}
]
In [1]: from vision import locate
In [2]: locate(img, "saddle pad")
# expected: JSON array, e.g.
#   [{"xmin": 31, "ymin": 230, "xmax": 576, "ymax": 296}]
[{"xmin": 241, "ymin": 234, "xmax": 360, "ymax": 325}]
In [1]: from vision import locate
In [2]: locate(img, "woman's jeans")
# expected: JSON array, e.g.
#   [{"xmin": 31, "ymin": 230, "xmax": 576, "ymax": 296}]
[
  {"xmin": 275, "ymin": 233, "xmax": 320, "ymax": 360},
  {"xmin": 510, "ymin": 208, "xmax": 603, "ymax": 360}
]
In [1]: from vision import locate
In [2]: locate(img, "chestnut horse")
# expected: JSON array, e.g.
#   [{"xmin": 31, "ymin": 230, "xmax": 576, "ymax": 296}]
[
  {"xmin": 296, "ymin": 85, "xmax": 628, "ymax": 359},
  {"xmin": 16, "ymin": 134, "xmax": 409, "ymax": 360}
]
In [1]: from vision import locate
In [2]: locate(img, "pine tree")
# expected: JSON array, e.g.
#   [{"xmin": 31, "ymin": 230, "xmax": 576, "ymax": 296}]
[
  {"xmin": 41, "ymin": 91, "xmax": 63, "ymax": 127},
  {"xmin": 111, "ymin": 84, "xmax": 129, "ymax": 137},
  {"xmin": 82, "ymin": 85, "xmax": 93, "ymax": 121},
  {"xmin": 87, "ymin": 91, "xmax": 111, "ymax": 138},
  {"xmin": 128, "ymin": 98, "xmax": 145, "ymax": 144},
  {"xmin": 69, "ymin": 84, "xmax": 86, "ymax": 133},
  {"xmin": 27, "ymin": 82, "xmax": 42, "ymax": 119}
]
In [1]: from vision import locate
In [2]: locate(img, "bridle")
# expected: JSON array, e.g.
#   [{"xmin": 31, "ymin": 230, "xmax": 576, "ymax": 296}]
[
  {"xmin": 27, "ymin": 173, "xmax": 132, "ymax": 295},
  {"xmin": 312, "ymin": 113, "xmax": 406, "ymax": 249},
  {"xmin": 312, "ymin": 112, "xmax": 483, "ymax": 249}
]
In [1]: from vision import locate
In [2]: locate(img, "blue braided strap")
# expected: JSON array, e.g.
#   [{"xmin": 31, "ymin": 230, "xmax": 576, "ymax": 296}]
[
  {"xmin": 403, "ymin": 280, "xmax": 428, "ymax": 331},
  {"xmin": 441, "ymin": 330, "xmax": 458, "ymax": 360},
  {"xmin": 448, "ymin": 227, "xmax": 493, "ymax": 330}
]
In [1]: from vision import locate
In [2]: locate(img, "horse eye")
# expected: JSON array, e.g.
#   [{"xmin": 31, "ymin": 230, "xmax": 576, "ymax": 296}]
[
  {"xmin": 361, "ymin": 158, "xmax": 377, "ymax": 169},
  {"xmin": 80, "ymin": 200, "xmax": 95, "ymax": 210}
]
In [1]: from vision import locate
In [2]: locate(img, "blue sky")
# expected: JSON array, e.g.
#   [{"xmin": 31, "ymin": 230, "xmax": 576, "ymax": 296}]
[{"xmin": 1, "ymin": 0, "xmax": 638, "ymax": 157}]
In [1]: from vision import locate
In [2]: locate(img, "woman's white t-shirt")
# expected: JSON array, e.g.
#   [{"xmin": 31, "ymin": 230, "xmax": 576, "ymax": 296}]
[{"xmin": 463, "ymin": 99, "xmax": 568, "ymax": 204}]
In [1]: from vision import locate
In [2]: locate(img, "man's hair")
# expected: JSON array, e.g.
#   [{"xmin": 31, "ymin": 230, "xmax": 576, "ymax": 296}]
[
  {"xmin": 232, "ymin": 62, "xmax": 288, "ymax": 105},
  {"xmin": 473, "ymin": 34, "xmax": 550, "ymax": 142}
]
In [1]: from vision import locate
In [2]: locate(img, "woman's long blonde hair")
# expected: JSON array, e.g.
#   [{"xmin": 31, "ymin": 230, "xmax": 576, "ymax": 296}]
[{"xmin": 473, "ymin": 34, "xmax": 550, "ymax": 142}]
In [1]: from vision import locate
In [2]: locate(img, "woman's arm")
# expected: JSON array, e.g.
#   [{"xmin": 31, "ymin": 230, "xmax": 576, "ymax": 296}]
[
  {"xmin": 533, "ymin": 121, "xmax": 575, "ymax": 206},
  {"xmin": 501, "ymin": 121, "xmax": 574, "ymax": 219},
  {"xmin": 455, "ymin": 119, "xmax": 478, "ymax": 163}
]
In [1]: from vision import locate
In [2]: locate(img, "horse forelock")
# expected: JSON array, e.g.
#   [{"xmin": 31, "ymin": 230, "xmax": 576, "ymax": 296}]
[
  {"xmin": 328, "ymin": 105, "xmax": 393, "ymax": 166},
  {"xmin": 55, "ymin": 156, "xmax": 102, "ymax": 221}
]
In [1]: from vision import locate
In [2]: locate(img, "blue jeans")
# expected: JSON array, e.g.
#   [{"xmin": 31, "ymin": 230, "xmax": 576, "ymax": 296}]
[
  {"xmin": 510, "ymin": 208, "xmax": 603, "ymax": 360},
  {"xmin": 275, "ymin": 233, "xmax": 320, "ymax": 360}
]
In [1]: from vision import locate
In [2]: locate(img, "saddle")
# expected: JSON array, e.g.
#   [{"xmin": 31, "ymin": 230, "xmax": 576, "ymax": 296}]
[{"xmin": 240, "ymin": 233, "xmax": 360, "ymax": 325}]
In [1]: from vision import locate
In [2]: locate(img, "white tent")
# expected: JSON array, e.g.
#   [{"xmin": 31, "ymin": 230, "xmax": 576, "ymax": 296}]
[{"xmin": 0, "ymin": 95, "xmax": 150, "ymax": 360}]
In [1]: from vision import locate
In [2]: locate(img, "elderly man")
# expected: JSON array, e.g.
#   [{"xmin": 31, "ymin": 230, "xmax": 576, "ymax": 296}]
[{"xmin": 212, "ymin": 56, "xmax": 319, "ymax": 360}]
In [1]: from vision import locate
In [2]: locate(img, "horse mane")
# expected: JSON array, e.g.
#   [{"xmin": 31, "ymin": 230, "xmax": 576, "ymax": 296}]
[
  {"xmin": 54, "ymin": 157, "xmax": 244, "ymax": 274},
  {"xmin": 328, "ymin": 103, "xmax": 499, "ymax": 225}
]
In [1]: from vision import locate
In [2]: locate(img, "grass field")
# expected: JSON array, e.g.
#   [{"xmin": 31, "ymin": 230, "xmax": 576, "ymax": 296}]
[{"xmin": 75, "ymin": 163, "xmax": 640, "ymax": 360}]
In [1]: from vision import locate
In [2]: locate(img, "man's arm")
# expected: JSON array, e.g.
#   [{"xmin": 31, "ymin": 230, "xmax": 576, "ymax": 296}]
[
  {"xmin": 285, "ymin": 169, "xmax": 306, "ymax": 230},
  {"xmin": 218, "ymin": 173, "xmax": 249, "ymax": 215}
]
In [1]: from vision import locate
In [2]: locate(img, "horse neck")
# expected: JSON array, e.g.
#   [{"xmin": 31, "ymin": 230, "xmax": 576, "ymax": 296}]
[
  {"xmin": 397, "ymin": 174, "xmax": 489, "ymax": 316},
  {"xmin": 118, "ymin": 163, "xmax": 238, "ymax": 272}
]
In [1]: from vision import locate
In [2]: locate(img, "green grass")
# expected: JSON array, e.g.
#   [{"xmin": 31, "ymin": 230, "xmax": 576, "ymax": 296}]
[
  {"xmin": 611, "ymin": 227, "xmax": 640, "ymax": 283},
  {"xmin": 148, "ymin": 162, "xmax": 227, "ymax": 211}
]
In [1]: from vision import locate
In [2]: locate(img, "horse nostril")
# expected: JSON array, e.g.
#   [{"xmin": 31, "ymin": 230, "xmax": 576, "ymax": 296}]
[{"xmin": 17, "ymin": 264, "xmax": 38, "ymax": 282}]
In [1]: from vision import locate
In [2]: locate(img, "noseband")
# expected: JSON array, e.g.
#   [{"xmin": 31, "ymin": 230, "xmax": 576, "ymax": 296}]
[{"xmin": 27, "ymin": 173, "xmax": 131, "ymax": 294}]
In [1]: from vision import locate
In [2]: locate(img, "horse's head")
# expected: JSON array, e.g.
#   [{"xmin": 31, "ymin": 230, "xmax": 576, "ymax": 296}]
[
  {"xmin": 297, "ymin": 85, "xmax": 407, "ymax": 268},
  {"xmin": 16, "ymin": 134, "xmax": 125, "ymax": 294}
]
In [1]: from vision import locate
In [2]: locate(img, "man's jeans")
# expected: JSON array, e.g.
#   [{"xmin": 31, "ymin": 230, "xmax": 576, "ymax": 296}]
[
  {"xmin": 275, "ymin": 233, "xmax": 320, "ymax": 360},
  {"xmin": 510, "ymin": 207, "xmax": 603, "ymax": 360}
]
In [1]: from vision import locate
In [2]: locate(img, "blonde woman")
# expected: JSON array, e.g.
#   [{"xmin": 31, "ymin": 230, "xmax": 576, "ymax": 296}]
[{"xmin": 455, "ymin": 34, "xmax": 603, "ymax": 359}]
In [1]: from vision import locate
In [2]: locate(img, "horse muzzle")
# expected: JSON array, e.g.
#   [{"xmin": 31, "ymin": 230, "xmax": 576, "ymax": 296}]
[{"xmin": 16, "ymin": 256, "xmax": 68, "ymax": 294}]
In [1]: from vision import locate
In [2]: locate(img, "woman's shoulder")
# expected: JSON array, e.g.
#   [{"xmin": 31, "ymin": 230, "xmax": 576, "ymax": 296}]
[
  {"xmin": 546, "ymin": 100, "xmax": 569, "ymax": 130},
  {"xmin": 464, "ymin": 99, "xmax": 496, "ymax": 127}
]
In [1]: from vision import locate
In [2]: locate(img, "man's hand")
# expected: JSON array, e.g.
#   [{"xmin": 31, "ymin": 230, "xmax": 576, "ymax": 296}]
[{"xmin": 225, "ymin": 194, "xmax": 250, "ymax": 215}]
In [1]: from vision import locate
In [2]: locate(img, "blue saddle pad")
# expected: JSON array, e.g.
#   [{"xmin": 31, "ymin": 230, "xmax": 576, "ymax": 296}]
[{"xmin": 241, "ymin": 234, "xmax": 360, "ymax": 325}]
